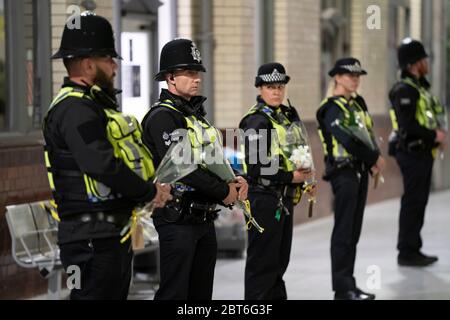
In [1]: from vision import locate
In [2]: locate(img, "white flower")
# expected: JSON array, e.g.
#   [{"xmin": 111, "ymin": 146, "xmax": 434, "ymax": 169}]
[{"xmin": 289, "ymin": 145, "xmax": 313, "ymax": 170}]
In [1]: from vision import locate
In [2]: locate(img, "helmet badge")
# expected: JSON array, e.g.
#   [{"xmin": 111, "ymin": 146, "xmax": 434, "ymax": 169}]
[{"xmin": 191, "ymin": 43, "xmax": 202, "ymax": 63}]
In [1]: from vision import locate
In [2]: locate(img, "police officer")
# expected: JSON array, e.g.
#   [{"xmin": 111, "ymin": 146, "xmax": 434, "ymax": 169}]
[
  {"xmin": 389, "ymin": 39, "xmax": 447, "ymax": 267},
  {"xmin": 316, "ymin": 58, "xmax": 385, "ymax": 300},
  {"xmin": 239, "ymin": 62, "xmax": 313, "ymax": 300},
  {"xmin": 141, "ymin": 38, "xmax": 248, "ymax": 300},
  {"xmin": 45, "ymin": 12, "xmax": 171, "ymax": 300}
]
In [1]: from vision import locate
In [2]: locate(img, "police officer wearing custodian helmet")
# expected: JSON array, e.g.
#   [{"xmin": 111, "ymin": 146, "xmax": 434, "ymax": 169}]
[
  {"xmin": 44, "ymin": 12, "xmax": 171, "ymax": 299},
  {"xmin": 389, "ymin": 38, "xmax": 447, "ymax": 267},
  {"xmin": 141, "ymin": 39, "xmax": 248, "ymax": 300}
]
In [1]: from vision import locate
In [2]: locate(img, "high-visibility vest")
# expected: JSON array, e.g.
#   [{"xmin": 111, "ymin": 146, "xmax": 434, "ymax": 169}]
[
  {"xmin": 157, "ymin": 99, "xmax": 221, "ymax": 158},
  {"xmin": 317, "ymin": 96, "xmax": 375, "ymax": 161},
  {"xmin": 240, "ymin": 103, "xmax": 303, "ymax": 174},
  {"xmin": 389, "ymin": 77, "xmax": 441, "ymax": 157},
  {"xmin": 155, "ymin": 99, "xmax": 222, "ymax": 193},
  {"xmin": 43, "ymin": 86, "xmax": 155, "ymax": 203}
]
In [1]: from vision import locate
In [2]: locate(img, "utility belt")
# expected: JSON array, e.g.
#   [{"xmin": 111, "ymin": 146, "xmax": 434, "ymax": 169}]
[
  {"xmin": 250, "ymin": 179, "xmax": 294, "ymax": 219},
  {"xmin": 161, "ymin": 188, "xmax": 219, "ymax": 224},
  {"xmin": 398, "ymin": 138, "xmax": 432, "ymax": 154},
  {"xmin": 323, "ymin": 157, "xmax": 365, "ymax": 181},
  {"xmin": 390, "ymin": 131, "xmax": 433, "ymax": 155},
  {"xmin": 61, "ymin": 211, "xmax": 130, "ymax": 227},
  {"xmin": 250, "ymin": 178, "xmax": 288, "ymax": 197}
]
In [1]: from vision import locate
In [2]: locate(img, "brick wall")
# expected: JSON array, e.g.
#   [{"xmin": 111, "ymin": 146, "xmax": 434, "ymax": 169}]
[
  {"xmin": 0, "ymin": 142, "xmax": 52, "ymax": 299},
  {"xmin": 178, "ymin": 0, "xmax": 193, "ymax": 39},
  {"xmin": 350, "ymin": 0, "xmax": 390, "ymax": 116},
  {"xmin": 410, "ymin": 0, "xmax": 422, "ymax": 39},
  {"xmin": 274, "ymin": 0, "xmax": 321, "ymax": 121},
  {"xmin": 213, "ymin": 0, "xmax": 256, "ymax": 129}
]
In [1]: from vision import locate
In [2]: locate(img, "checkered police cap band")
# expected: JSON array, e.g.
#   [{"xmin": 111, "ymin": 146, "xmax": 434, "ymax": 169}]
[
  {"xmin": 340, "ymin": 63, "xmax": 363, "ymax": 73},
  {"xmin": 259, "ymin": 69, "xmax": 288, "ymax": 83}
]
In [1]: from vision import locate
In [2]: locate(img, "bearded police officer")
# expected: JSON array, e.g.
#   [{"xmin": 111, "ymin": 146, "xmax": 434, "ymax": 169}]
[
  {"xmin": 389, "ymin": 39, "xmax": 447, "ymax": 267},
  {"xmin": 239, "ymin": 62, "xmax": 313, "ymax": 300},
  {"xmin": 141, "ymin": 39, "xmax": 248, "ymax": 300},
  {"xmin": 44, "ymin": 12, "xmax": 171, "ymax": 300},
  {"xmin": 317, "ymin": 58, "xmax": 385, "ymax": 300}
]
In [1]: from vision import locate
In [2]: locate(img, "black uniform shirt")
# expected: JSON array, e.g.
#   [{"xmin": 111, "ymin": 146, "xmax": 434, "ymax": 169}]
[
  {"xmin": 389, "ymin": 71, "xmax": 437, "ymax": 147},
  {"xmin": 141, "ymin": 89, "xmax": 229, "ymax": 207},
  {"xmin": 44, "ymin": 78, "xmax": 156, "ymax": 243},
  {"xmin": 317, "ymin": 95, "xmax": 380, "ymax": 168}
]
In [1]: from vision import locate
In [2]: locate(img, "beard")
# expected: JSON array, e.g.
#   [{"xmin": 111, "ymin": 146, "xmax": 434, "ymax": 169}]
[{"xmin": 94, "ymin": 68, "xmax": 116, "ymax": 96}]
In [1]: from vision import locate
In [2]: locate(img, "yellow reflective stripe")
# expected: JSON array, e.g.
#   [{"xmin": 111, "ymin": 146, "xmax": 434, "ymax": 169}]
[
  {"xmin": 330, "ymin": 99, "xmax": 351, "ymax": 159},
  {"xmin": 432, "ymin": 147, "xmax": 438, "ymax": 159},
  {"xmin": 83, "ymin": 174, "xmax": 96, "ymax": 199},
  {"xmin": 243, "ymin": 104, "xmax": 259, "ymax": 117},
  {"xmin": 44, "ymin": 150, "xmax": 51, "ymax": 168},
  {"xmin": 159, "ymin": 103, "xmax": 180, "ymax": 113},
  {"xmin": 240, "ymin": 140, "xmax": 248, "ymax": 174},
  {"xmin": 49, "ymin": 87, "xmax": 74, "ymax": 109},
  {"xmin": 333, "ymin": 99, "xmax": 348, "ymax": 116},
  {"xmin": 318, "ymin": 129, "xmax": 328, "ymax": 156},
  {"xmin": 123, "ymin": 140, "xmax": 144, "ymax": 179},
  {"xmin": 390, "ymin": 109, "xmax": 399, "ymax": 131},
  {"xmin": 43, "ymin": 150, "xmax": 56, "ymax": 190},
  {"xmin": 403, "ymin": 78, "xmax": 437, "ymax": 130},
  {"xmin": 141, "ymin": 145, "xmax": 154, "ymax": 180},
  {"xmin": 319, "ymin": 98, "xmax": 329, "ymax": 107},
  {"xmin": 352, "ymin": 100, "xmax": 373, "ymax": 130},
  {"xmin": 47, "ymin": 172, "xmax": 55, "ymax": 190}
]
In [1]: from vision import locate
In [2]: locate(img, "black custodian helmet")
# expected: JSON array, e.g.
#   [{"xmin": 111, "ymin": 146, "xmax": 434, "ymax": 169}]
[
  {"xmin": 397, "ymin": 38, "xmax": 428, "ymax": 70},
  {"xmin": 52, "ymin": 11, "xmax": 121, "ymax": 59},
  {"xmin": 155, "ymin": 39, "xmax": 206, "ymax": 81},
  {"xmin": 254, "ymin": 62, "xmax": 290, "ymax": 87}
]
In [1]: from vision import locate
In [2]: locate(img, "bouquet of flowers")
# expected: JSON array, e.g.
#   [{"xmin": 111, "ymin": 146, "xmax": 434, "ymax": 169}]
[
  {"xmin": 331, "ymin": 108, "xmax": 386, "ymax": 189},
  {"xmin": 289, "ymin": 145, "xmax": 313, "ymax": 170},
  {"xmin": 281, "ymin": 120, "xmax": 317, "ymax": 217},
  {"xmin": 200, "ymin": 126, "xmax": 265, "ymax": 233},
  {"xmin": 332, "ymin": 110, "xmax": 377, "ymax": 151},
  {"xmin": 432, "ymin": 96, "xmax": 448, "ymax": 131},
  {"xmin": 431, "ymin": 96, "xmax": 448, "ymax": 160},
  {"xmin": 120, "ymin": 137, "xmax": 198, "ymax": 250}
]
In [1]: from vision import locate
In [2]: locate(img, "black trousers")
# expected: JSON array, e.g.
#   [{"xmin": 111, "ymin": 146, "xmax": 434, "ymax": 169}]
[
  {"xmin": 330, "ymin": 168, "xmax": 368, "ymax": 292},
  {"xmin": 396, "ymin": 150, "xmax": 434, "ymax": 256},
  {"xmin": 154, "ymin": 221, "xmax": 217, "ymax": 300},
  {"xmin": 59, "ymin": 237, "xmax": 133, "ymax": 300},
  {"xmin": 245, "ymin": 190, "xmax": 293, "ymax": 300}
]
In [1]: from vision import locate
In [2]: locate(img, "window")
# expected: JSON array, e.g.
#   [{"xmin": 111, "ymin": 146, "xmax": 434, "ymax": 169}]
[
  {"xmin": 447, "ymin": 0, "xmax": 450, "ymax": 105},
  {"xmin": 1, "ymin": 0, "xmax": 51, "ymax": 135},
  {"xmin": 0, "ymin": 0, "xmax": 6, "ymax": 130}
]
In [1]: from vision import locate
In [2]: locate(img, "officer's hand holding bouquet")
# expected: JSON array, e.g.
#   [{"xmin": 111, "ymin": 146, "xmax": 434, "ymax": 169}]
[
  {"xmin": 199, "ymin": 131, "xmax": 264, "ymax": 233},
  {"xmin": 120, "ymin": 138, "xmax": 197, "ymax": 249},
  {"xmin": 234, "ymin": 175, "xmax": 249, "ymax": 201},
  {"xmin": 153, "ymin": 183, "xmax": 172, "ymax": 208}
]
